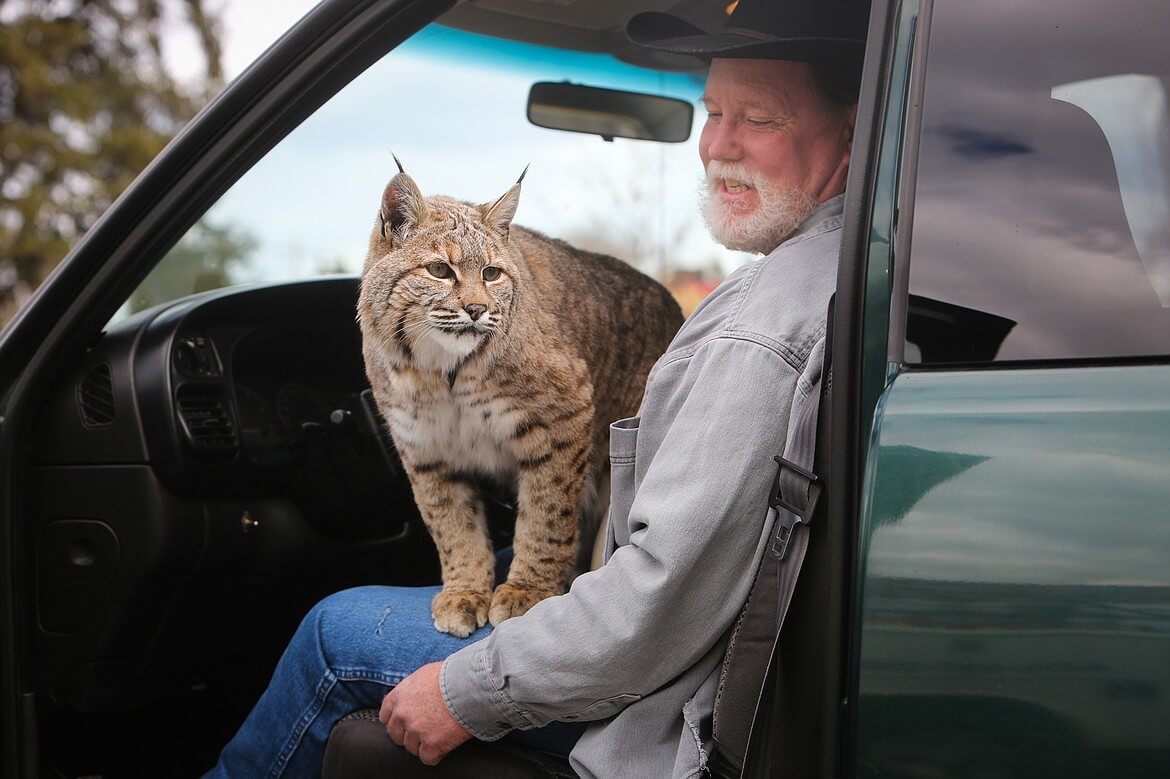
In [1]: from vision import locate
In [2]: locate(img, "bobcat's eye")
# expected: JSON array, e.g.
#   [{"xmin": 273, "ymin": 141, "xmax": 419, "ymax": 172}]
[
  {"xmin": 426, "ymin": 262, "xmax": 454, "ymax": 279},
  {"xmin": 482, "ymin": 266, "xmax": 502, "ymax": 282}
]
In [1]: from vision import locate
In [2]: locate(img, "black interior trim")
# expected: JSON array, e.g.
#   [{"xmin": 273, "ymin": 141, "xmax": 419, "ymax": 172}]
[{"xmin": 830, "ymin": 0, "xmax": 900, "ymax": 775}]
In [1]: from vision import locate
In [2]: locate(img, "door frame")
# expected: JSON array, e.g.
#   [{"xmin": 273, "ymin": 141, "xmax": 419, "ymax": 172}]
[{"xmin": 0, "ymin": 1, "xmax": 453, "ymax": 773}]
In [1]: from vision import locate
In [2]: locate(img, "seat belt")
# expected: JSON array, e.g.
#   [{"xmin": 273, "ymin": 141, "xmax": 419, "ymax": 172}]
[{"xmin": 709, "ymin": 352, "xmax": 828, "ymax": 778}]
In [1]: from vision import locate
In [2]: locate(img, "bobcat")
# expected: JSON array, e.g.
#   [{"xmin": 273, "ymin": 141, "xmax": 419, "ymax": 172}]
[{"xmin": 358, "ymin": 166, "xmax": 682, "ymax": 636}]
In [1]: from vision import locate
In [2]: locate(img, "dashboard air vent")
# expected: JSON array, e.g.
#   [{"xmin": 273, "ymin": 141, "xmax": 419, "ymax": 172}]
[
  {"xmin": 176, "ymin": 392, "xmax": 238, "ymax": 456},
  {"xmin": 78, "ymin": 362, "xmax": 115, "ymax": 427}
]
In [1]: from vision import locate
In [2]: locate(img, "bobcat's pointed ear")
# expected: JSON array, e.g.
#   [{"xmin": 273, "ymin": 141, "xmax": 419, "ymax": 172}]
[
  {"xmin": 480, "ymin": 167, "xmax": 526, "ymax": 239},
  {"xmin": 380, "ymin": 172, "xmax": 426, "ymax": 244}
]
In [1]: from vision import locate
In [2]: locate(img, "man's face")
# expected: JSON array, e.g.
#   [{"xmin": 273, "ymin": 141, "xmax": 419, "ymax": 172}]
[{"xmin": 699, "ymin": 58, "xmax": 856, "ymax": 254}]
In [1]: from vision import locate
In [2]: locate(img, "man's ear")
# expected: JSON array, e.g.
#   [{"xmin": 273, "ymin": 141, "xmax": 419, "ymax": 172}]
[
  {"xmin": 842, "ymin": 103, "xmax": 858, "ymax": 164},
  {"xmin": 480, "ymin": 166, "xmax": 528, "ymax": 239},
  {"xmin": 380, "ymin": 172, "xmax": 427, "ymax": 244}
]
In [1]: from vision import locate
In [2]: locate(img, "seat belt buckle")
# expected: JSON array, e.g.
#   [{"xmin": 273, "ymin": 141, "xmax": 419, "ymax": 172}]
[{"xmin": 768, "ymin": 454, "xmax": 822, "ymax": 560}]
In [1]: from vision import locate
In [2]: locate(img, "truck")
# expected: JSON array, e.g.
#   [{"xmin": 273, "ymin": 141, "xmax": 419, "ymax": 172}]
[{"xmin": 1, "ymin": 0, "xmax": 1167, "ymax": 776}]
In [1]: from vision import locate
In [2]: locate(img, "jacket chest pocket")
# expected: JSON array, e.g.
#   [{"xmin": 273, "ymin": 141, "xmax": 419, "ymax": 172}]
[{"xmin": 606, "ymin": 416, "xmax": 640, "ymax": 552}]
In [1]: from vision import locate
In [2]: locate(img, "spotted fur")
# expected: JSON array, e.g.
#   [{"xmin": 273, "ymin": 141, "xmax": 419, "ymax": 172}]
[{"xmin": 359, "ymin": 170, "xmax": 682, "ymax": 636}]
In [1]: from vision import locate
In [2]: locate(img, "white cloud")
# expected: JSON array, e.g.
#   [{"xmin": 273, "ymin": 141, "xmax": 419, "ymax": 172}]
[
  {"xmin": 219, "ymin": 0, "xmax": 322, "ymax": 78},
  {"xmin": 163, "ymin": 0, "xmax": 320, "ymax": 85}
]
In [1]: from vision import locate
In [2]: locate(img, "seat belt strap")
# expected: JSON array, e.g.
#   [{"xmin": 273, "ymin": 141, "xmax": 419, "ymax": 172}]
[{"xmin": 710, "ymin": 375, "xmax": 824, "ymax": 776}]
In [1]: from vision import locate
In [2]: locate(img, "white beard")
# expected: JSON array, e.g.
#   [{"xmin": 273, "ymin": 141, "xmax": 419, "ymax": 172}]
[{"xmin": 699, "ymin": 161, "xmax": 817, "ymax": 254}]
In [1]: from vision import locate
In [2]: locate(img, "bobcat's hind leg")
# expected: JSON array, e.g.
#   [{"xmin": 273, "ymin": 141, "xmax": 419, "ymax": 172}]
[{"xmin": 491, "ymin": 437, "xmax": 592, "ymax": 626}]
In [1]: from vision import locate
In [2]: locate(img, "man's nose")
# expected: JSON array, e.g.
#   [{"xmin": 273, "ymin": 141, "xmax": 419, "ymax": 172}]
[
  {"xmin": 465, "ymin": 304, "xmax": 487, "ymax": 320},
  {"xmin": 705, "ymin": 119, "xmax": 741, "ymax": 161}
]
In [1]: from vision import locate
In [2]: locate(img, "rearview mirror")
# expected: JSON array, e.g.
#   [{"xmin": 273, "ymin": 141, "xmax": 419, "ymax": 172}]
[{"xmin": 527, "ymin": 82, "xmax": 693, "ymax": 143}]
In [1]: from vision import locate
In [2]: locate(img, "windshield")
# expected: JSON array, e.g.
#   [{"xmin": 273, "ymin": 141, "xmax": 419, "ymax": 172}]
[{"xmin": 115, "ymin": 23, "xmax": 751, "ymax": 322}]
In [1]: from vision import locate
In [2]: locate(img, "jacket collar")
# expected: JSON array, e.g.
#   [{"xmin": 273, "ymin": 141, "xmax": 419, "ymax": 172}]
[{"xmin": 771, "ymin": 193, "xmax": 846, "ymax": 254}]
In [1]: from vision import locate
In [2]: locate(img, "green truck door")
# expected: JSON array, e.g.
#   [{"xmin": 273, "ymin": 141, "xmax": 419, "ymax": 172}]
[
  {"xmin": 856, "ymin": 367, "xmax": 1170, "ymax": 777},
  {"xmin": 853, "ymin": 0, "xmax": 1170, "ymax": 775}
]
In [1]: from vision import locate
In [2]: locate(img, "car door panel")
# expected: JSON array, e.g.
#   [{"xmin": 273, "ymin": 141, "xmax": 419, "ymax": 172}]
[{"xmin": 856, "ymin": 365, "xmax": 1170, "ymax": 777}]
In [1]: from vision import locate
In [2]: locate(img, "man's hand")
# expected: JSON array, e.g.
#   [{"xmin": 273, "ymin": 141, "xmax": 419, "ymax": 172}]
[{"xmin": 379, "ymin": 661, "xmax": 473, "ymax": 765}]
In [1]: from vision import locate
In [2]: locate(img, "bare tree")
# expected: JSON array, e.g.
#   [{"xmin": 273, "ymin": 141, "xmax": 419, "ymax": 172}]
[{"xmin": 556, "ymin": 144, "xmax": 707, "ymax": 282}]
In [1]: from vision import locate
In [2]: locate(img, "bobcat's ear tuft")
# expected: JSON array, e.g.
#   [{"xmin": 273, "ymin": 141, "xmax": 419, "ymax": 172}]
[
  {"xmin": 481, "ymin": 172, "xmax": 525, "ymax": 239},
  {"xmin": 380, "ymin": 172, "xmax": 426, "ymax": 244}
]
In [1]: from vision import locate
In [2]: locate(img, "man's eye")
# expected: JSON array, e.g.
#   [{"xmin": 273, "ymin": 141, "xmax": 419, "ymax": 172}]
[
  {"xmin": 426, "ymin": 262, "xmax": 453, "ymax": 279},
  {"xmin": 482, "ymin": 266, "xmax": 502, "ymax": 282},
  {"xmin": 746, "ymin": 118, "xmax": 773, "ymax": 127}
]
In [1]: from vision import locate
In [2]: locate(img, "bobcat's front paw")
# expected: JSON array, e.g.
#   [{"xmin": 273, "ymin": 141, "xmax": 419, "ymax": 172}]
[
  {"xmin": 431, "ymin": 589, "xmax": 491, "ymax": 638},
  {"xmin": 489, "ymin": 582, "xmax": 561, "ymax": 626}
]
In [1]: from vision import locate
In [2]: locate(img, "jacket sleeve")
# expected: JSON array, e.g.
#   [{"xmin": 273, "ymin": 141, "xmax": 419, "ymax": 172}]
[{"xmin": 440, "ymin": 335, "xmax": 814, "ymax": 740}]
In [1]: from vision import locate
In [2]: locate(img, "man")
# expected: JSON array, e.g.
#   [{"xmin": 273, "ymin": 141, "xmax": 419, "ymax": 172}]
[{"xmin": 206, "ymin": 1, "xmax": 867, "ymax": 776}]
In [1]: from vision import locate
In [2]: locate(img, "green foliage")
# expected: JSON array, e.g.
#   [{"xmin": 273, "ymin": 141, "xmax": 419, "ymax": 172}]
[
  {"xmin": 127, "ymin": 218, "xmax": 257, "ymax": 313},
  {"xmin": 0, "ymin": 0, "xmax": 227, "ymax": 326}
]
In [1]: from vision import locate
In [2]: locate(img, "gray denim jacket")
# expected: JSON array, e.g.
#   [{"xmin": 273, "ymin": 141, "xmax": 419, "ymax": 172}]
[{"xmin": 441, "ymin": 195, "xmax": 843, "ymax": 778}]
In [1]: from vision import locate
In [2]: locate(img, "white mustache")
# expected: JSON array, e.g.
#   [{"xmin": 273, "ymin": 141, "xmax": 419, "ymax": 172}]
[{"xmin": 704, "ymin": 161, "xmax": 767, "ymax": 190}]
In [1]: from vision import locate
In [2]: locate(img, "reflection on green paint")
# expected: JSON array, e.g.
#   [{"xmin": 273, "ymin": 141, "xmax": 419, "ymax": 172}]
[
  {"xmin": 855, "ymin": 365, "xmax": 1170, "ymax": 778},
  {"xmin": 868, "ymin": 445, "xmax": 988, "ymax": 529}
]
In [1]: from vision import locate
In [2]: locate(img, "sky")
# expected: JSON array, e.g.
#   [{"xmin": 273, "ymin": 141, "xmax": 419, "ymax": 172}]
[
  {"xmin": 154, "ymin": 1, "xmax": 750, "ymax": 292},
  {"xmin": 166, "ymin": 1, "xmax": 322, "ymax": 83}
]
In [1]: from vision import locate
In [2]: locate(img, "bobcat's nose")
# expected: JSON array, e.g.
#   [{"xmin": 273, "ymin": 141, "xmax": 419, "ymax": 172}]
[{"xmin": 465, "ymin": 304, "xmax": 487, "ymax": 321}]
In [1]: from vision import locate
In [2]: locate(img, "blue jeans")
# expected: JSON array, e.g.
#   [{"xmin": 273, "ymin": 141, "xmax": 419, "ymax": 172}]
[{"xmin": 204, "ymin": 554, "xmax": 583, "ymax": 778}]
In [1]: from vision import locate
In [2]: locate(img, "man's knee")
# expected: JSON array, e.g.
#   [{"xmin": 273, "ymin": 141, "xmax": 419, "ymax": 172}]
[
  {"xmin": 299, "ymin": 586, "xmax": 432, "ymax": 679},
  {"xmin": 306, "ymin": 586, "xmax": 390, "ymax": 625},
  {"xmin": 297, "ymin": 582, "xmax": 388, "ymax": 659}
]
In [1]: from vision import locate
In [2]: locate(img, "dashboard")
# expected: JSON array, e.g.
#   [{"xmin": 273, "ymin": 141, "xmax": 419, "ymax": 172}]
[
  {"xmin": 34, "ymin": 277, "xmax": 399, "ymax": 503},
  {"xmin": 27, "ymin": 277, "xmax": 433, "ymax": 713}
]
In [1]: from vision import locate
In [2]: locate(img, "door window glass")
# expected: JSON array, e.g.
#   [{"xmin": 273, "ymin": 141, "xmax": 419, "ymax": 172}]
[{"xmin": 905, "ymin": 0, "xmax": 1170, "ymax": 363}]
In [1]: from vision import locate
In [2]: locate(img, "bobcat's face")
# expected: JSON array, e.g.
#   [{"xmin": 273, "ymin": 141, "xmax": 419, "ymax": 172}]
[
  {"xmin": 397, "ymin": 224, "xmax": 516, "ymax": 348},
  {"xmin": 360, "ymin": 171, "xmax": 523, "ymax": 372}
]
